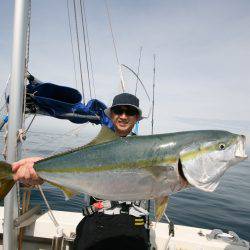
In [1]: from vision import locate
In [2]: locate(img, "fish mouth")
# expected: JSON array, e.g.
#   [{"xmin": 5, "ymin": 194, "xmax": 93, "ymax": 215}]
[{"xmin": 235, "ymin": 135, "xmax": 248, "ymax": 159}]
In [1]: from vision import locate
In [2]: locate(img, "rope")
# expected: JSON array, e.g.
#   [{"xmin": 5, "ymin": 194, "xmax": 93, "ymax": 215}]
[
  {"xmin": 24, "ymin": 0, "xmax": 31, "ymax": 73},
  {"xmin": 13, "ymin": 114, "xmax": 36, "ymax": 147},
  {"xmin": 79, "ymin": 0, "xmax": 92, "ymax": 99},
  {"xmin": 18, "ymin": 188, "xmax": 31, "ymax": 250},
  {"xmin": 67, "ymin": 0, "xmax": 78, "ymax": 90},
  {"xmin": 164, "ymin": 234, "xmax": 173, "ymax": 250},
  {"xmin": 73, "ymin": 0, "xmax": 86, "ymax": 103},
  {"xmin": 37, "ymin": 185, "xmax": 59, "ymax": 227},
  {"xmin": 15, "ymin": 113, "xmax": 37, "ymax": 146},
  {"xmin": 163, "ymin": 213, "xmax": 173, "ymax": 250},
  {"xmin": 81, "ymin": 0, "xmax": 96, "ymax": 98},
  {"xmin": 23, "ymin": 0, "xmax": 32, "ymax": 124},
  {"xmin": 37, "ymin": 185, "xmax": 64, "ymax": 237},
  {"xmin": 104, "ymin": 0, "xmax": 125, "ymax": 92},
  {"xmin": 164, "ymin": 212, "xmax": 171, "ymax": 223},
  {"xmin": 25, "ymin": 113, "xmax": 36, "ymax": 134},
  {"xmin": 25, "ymin": 189, "xmax": 31, "ymax": 212},
  {"xmin": 17, "ymin": 129, "xmax": 26, "ymax": 143}
]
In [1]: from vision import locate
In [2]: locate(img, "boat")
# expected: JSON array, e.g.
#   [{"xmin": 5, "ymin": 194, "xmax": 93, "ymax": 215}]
[
  {"xmin": 0, "ymin": 1, "xmax": 249, "ymax": 249},
  {"xmin": 0, "ymin": 206, "xmax": 249, "ymax": 250}
]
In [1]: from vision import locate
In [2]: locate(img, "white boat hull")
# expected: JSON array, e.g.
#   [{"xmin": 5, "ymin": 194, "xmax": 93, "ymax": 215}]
[{"xmin": 0, "ymin": 207, "xmax": 248, "ymax": 250}]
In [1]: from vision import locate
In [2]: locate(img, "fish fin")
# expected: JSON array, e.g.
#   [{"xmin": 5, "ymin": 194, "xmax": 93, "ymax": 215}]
[
  {"xmin": 146, "ymin": 164, "xmax": 175, "ymax": 181},
  {"xmin": 85, "ymin": 126, "xmax": 119, "ymax": 147},
  {"xmin": 155, "ymin": 196, "xmax": 169, "ymax": 222},
  {"xmin": 39, "ymin": 127, "xmax": 118, "ymax": 162},
  {"xmin": 0, "ymin": 178, "xmax": 15, "ymax": 200},
  {"xmin": 46, "ymin": 180, "xmax": 77, "ymax": 200},
  {"xmin": 0, "ymin": 161, "xmax": 14, "ymax": 199}
]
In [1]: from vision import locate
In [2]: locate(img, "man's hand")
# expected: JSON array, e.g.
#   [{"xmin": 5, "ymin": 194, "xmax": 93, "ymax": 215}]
[{"xmin": 12, "ymin": 157, "xmax": 44, "ymax": 185}]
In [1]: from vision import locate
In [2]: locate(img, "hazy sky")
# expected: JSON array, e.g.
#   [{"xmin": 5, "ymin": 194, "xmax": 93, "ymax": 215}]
[{"xmin": 1, "ymin": 0, "xmax": 249, "ymax": 139}]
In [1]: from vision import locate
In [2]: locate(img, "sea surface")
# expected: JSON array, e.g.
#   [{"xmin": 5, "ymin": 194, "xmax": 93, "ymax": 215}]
[{"xmin": 0, "ymin": 130, "xmax": 249, "ymax": 241}]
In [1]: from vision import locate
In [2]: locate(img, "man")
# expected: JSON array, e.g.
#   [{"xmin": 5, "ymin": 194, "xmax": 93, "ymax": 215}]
[{"xmin": 12, "ymin": 93, "xmax": 150, "ymax": 250}]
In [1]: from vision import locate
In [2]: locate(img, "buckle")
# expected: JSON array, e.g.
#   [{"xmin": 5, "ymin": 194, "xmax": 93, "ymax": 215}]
[
  {"xmin": 120, "ymin": 203, "xmax": 130, "ymax": 214},
  {"xmin": 82, "ymin": 206, "xmax": 96, "ymax": 216}
]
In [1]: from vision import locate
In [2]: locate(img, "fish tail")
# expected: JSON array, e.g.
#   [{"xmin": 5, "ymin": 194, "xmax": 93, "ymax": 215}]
[{"xmin": 0, "ymin": 161, "xmax": 15, "ymax": 199}]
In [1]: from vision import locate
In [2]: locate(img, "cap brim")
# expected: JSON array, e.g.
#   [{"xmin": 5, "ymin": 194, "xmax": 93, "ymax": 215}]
[{"xmin": 104, "ymin": 104, "xmax": 143, "ymax": 121}]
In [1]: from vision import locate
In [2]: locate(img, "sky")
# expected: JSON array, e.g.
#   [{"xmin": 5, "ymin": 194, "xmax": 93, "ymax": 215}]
[{"xmin": 0, "ymin": 0, "xmax": 250, "ymax": 141}]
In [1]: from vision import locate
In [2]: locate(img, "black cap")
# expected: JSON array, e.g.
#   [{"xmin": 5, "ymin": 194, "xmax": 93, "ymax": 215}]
[{"xmin": 104, "ymin": 93, "xmax": 142, "ymax": 119}]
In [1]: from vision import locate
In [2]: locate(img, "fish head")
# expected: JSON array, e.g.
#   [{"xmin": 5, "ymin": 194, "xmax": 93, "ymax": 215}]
[{"xmin": 179, "ymin": 131, "xmax": 247, "ymax": 192}]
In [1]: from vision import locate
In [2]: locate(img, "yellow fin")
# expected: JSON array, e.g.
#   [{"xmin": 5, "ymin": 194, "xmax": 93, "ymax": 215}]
[
  {"xmin": 0, "ymin": 179, "xmax": 15, "ymax": 200},
  {"xmin": 155, "ymin": 196, "xmax": 169, "ymax": 222},
  {"xmin": 46, "ymin": 180, "xmax": 77, "ymax": 200},
  {"xmin": 0, "ymin": 161, "xmax": 15, "ymax": 200},
  {"xmin": 35, "ymin": 127, "xmax": 119, "ymax": 164},
  {"xmin": 85, "ymin": 126, "xmax": 119, "ymax": 147}
]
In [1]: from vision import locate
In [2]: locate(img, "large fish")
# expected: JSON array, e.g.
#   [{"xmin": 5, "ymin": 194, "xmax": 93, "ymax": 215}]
[{"xmin": 0, "ymin": 127, "xmax": 247, "ymax": 220}]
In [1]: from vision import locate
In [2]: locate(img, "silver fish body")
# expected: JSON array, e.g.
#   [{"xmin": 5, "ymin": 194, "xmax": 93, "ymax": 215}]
[{"xmin": 35, "ymin": 129, "xmax": 247, "ymax": 201}]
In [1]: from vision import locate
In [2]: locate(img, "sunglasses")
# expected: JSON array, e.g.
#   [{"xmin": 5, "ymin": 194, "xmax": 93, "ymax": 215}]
[{"xmin": 111, "ymin": 106, "xmax": 139, "ymax": 116}]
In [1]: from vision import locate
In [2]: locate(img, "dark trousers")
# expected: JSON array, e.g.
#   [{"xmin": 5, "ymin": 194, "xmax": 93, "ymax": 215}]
[{"xmin": 73, "ymin": 213, "xmax": 149, "ymax": 250}]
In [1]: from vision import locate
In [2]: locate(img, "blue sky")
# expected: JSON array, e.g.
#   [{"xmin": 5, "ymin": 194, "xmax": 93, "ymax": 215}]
[{"xmin": 1, "ymin": 0, "xmax": 249, "ymax": 139}]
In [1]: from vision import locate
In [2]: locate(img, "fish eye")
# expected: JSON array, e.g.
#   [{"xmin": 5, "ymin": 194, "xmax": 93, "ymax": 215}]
[{"xmin": 219, "ymin": 143, "xmax": 226, "ymax": 150}]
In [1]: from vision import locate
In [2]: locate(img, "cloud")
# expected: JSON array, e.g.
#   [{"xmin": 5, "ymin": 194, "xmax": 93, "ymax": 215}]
[{"xmin": 1, "ymin": 1, "xmax": 249, "ymax": 136}]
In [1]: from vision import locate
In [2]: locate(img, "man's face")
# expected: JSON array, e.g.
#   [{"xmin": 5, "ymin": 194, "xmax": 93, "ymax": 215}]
[{"xmin": 110, "ymin": 105, "xmax": 139, "ymax": 137}]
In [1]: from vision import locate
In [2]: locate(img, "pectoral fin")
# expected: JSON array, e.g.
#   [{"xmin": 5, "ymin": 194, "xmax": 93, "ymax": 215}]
[
  {"xmin": 46, "ymin": 180, "xmax": 77, "ymax": 200},
  {"xmin": 146, "ymin": 164, "xmax": 175, "ymax": 181},
  {"xmin": 155, "ymin": 196, "xmax": 169, "ymax": 222}
]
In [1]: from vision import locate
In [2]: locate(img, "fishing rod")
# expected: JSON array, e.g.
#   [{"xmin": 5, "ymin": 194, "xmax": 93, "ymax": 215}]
[
  {"xmin": 135, "ymin": 46, "xmax": 143, "ymax": 96},
  {"xmin": 147, "ymin": 54, "xmax": 156, "ymax": 241},
  {"xmin": 151, "ymin": 54, "xmax": 156, "ymax": 135},
  {"xmin": 121, "ymin": 64, "xmax": 150, "ymax": 102},
  {"xmin": 104, "ymin": 0, "xmax": 125, "ymax": 92}
]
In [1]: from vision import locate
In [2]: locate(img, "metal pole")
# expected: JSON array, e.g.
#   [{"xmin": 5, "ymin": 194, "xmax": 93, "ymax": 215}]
[{"xmin": 3, "ymin": 0, "xmax": 29, "ymax": 249}]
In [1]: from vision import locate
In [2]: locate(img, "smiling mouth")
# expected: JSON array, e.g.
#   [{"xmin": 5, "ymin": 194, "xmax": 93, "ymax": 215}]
[{"xmin": 118, "ymin": 121, "xmax": 129, "ymax": 126}]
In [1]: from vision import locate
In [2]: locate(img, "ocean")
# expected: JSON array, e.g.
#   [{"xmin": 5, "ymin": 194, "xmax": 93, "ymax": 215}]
[{"xmin": 0, "ymin": 130, "xmax": 249, "ymax": 241}]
